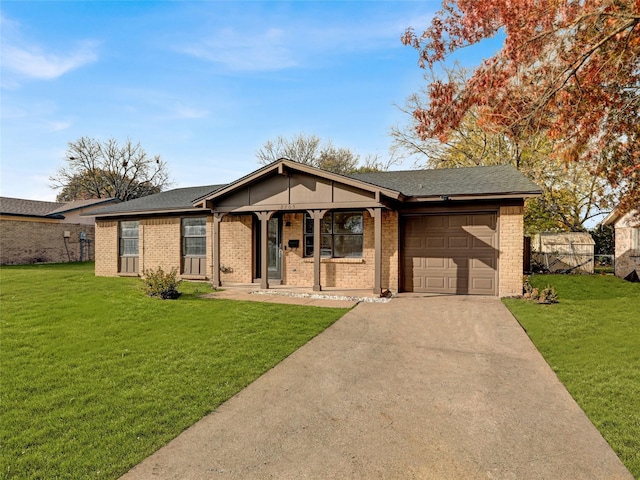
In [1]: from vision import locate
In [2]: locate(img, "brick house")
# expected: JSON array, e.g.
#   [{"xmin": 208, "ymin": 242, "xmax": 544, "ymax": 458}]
[
  {"xmin": 0, "ymin": 197, "xmax": 119, "ymax": 265},
  {"xmin": 603, "ymin": 209, "xmax": 640, "ymax": 279},
  {"xmin": 91, "ymin": 159, "xmax": 540, "ymax": 297}
]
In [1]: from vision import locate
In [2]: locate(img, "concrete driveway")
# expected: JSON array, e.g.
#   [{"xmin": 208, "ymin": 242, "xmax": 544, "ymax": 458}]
[{"xmin": 121, "ymin": 296, "xmax": 632, "ymax": 480}]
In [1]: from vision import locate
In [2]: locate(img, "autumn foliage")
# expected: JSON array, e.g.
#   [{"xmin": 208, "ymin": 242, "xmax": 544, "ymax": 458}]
[{"xmin": 403, "ymin": 0, "xmax": 640, "ymax": 213}]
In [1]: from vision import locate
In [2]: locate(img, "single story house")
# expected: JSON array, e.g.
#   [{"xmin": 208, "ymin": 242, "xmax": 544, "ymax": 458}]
[
  {"xmin": 90, "ymin": 159, "xmax": 541, "ymax": 297},
  {"xmin": 603, "ymin": 209, "xmax": 640, "ymax": 279},
  {"xmin": 0, "ymin": 196, "xmax": 120, "ymax": 265}
]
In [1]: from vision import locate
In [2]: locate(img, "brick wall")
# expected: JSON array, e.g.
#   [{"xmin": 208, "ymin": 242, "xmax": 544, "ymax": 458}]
[
  {"xmin": 498, "ymin": 205, "xmax": 524, "ymax": 297},
  {"xmin": 219, "ymin": 215, "xmax": 253, "ymax": 283},
  {"xmin": 140, "ymin": 217, "xmax": 181, "ymax": 274},
  {"xmin": 0, "ymin": 219, "xmax": 95, "ymax": 265},
  {"xmin": 95, "ymin": 220, "xmax": 119, "ymax": 276}
]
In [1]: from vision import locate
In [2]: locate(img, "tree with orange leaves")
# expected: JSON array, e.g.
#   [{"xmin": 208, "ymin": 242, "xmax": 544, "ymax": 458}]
[{"xmin": 402, "ymin": 0, "xmax": 640, "ymax": 213}]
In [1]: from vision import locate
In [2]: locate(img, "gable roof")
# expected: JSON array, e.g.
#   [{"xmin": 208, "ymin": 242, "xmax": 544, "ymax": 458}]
[
  {"xmin": 349, "ymin": 165, "xmax": 540, "ymax": 199},
  {"xmin": 89, "ymin": 184, "xmax": 226, "ymax": 216},
  {"xmin": 90, "ymin": 161, "xmax": 541, "ymax": 218},
  {"xmin": 196, "ymin": 159, "xmax": 402, "ymax": 207}
]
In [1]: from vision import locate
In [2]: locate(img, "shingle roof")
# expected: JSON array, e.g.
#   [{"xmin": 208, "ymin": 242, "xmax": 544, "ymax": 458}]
[
  {"xmin": 89, "ymin": 164, "xmax": 540, "ymax": 217},
  {"xmin": 89, "ymin": 185, "xmax": 226, "ymax": 216},
  {"xmin": 0, "ymin": 197, "xmax": 65, "ymax": 217},
  {"xmin": 48, "ymin": 198, "xmax": 120, "ymax": 215},
  {"xmin": 349, "ymin": 165, "xmax": 541, "ymax": 198},
  {"xmin": 0, "ymin": 196, "xmax": 121, "ymax": 218}
]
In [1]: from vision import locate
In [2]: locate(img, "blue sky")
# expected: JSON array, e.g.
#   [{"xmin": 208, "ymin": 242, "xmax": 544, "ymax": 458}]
[{"xmin": 1, "ymin": 1, "xmax": 496, "ymax": 201}]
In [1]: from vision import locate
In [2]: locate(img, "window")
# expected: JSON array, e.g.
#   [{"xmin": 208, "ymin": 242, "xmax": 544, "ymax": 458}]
[
  {"xmin": 304, "ymin": 211, "xmax": 363, "ymax": 258},
  {"xmin": 119, "ymin": 221, "xmax": 139, "ymax": 274},
  {"xmin": 119, "ymin": 221, "xmax": 139, "ymax": 256},
  {"xmin": 182, "ymin": 217, "xmax": 207, "ymax": 257}
]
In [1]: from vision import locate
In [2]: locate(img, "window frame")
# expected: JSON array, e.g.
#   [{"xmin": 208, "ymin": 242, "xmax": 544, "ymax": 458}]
[
  {"xmin": 182, "ymin": 217, "xmax": 207, "ymax": 258},
  {"xmin": 303, "ymin": 211, "xmax": 364, "ymax": 259},
  {"xmin": 119, "ymin": 220, "xmax": 139, "ymax": 257}
]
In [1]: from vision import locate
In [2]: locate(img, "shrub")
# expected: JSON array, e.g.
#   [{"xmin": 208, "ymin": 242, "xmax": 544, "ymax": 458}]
[
  {"xmin": 522, "ymin": 276, "xmax": 559, "ymax": 304},
  {"xmin": 142, "ymin": 267, "xmax": 181, "ymax": 299}
]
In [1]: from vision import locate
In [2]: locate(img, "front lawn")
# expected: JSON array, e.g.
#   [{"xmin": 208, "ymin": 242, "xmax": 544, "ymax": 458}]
[
  {"xmin": 0, "ymin": 263, "xmax": 349, "ymax": 479},
  {"xmin": 504, "ymin": 274, "xmax": 640, "ymax": 478}
]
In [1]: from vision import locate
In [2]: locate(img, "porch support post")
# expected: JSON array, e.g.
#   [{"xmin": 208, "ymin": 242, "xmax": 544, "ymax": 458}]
[
  {"xmin": 308, "ymin": 209, "xmax": 328, "ymax": 291},
  {"xmin": 368, "ymin": 207, "xmax": 383, "ymax": 295},
  {"xmin": 255, "ymin": 211, "xmax": 276, "ymax": 290},
  {"xmin": 212, "ymin": 212, "xmax": 225, "ymax": 288}
]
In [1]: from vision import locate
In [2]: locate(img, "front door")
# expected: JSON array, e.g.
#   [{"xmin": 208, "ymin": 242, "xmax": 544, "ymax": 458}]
[{"xmin": 267, "ymin": 216, "xmax": 282, "ymax": 280}]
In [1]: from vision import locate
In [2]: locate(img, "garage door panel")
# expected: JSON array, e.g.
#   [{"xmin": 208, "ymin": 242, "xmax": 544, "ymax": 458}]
[
  {"xmin": 426, "ymin": 236, "xmax": 445, "ymax": 248},
  {"xmin": 425, "ymin": 257, "xmax": 446, "ymax": 268},
  {"xmin": 402, "ymin": 214, "xmax": 497, "ymax": 295},
  {"xmin": 448, "ymin": 277, "xmax": 468, "ymax": 291},
  {"xmin": 473, "ymin": 214, "xmax": 497, "ymax": 228},
  {"xmin": 447, "ymin": 215, "xmax": 470, "ymax": 228},
  {"xmin": 472, "ymin": 257, "xmax": 496, "ymax": 269},
  {"xmin": 472, "ymin": 235, "xmax": 496, "ymax": 249},
  {"xmin": 448, "ymin": 236, "xmax": 470, "ymax": 249},
  {"xmin": 425, "ymin": 277, "xmax": 446, "ymax": 289},
  {"xmin": 405, "ymin": 237, "xmax": 424, "ymax": 249},
  {"xmin": 424, "ymin": 216, "xmax": 447, "ymax": 228}
]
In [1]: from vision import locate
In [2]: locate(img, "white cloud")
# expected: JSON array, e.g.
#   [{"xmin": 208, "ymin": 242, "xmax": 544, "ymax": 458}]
[
  {"xmin": 48, "ymin": 121, "xmax": 71, "ymax": 132},
  {"xmin": 179, "ymin": 27, "xmax": 297, "ymax": 71},
  {"xmin": 0, "ymin": 15, "xmax": 98, "ymax": 81},
  {"xmin": 2, "ymin": 42, "xmax": 98, "ymax": 80},
  {"xmin": 175, "ymin": 104, "xmax": 209, "ymax": 119},
  {"xmin": 175, "ymin": 6, "xmax": 435, "ymax": 73}
]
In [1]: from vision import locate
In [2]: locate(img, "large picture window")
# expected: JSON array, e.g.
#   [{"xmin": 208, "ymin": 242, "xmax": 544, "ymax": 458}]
[{"xmin": 304, "ymin": 211, "xmax": 363, "ymax": 258}]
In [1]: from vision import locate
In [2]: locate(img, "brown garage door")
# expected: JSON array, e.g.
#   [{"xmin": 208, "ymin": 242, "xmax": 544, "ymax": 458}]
[{"xmin": 402, "ymin": 213, "xmax": 497, "ymax": 295}]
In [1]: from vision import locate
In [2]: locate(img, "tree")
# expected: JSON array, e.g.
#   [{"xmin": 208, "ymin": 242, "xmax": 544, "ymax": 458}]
[
  {"xmin": 401, "ymin": 0, "xmax": 640, "ymax": 214},
  {"xmin": 256, "ymin": 133, "xmax": 396, "ymax": 174},
  {"xmin": 51, "ymin": 137, "xmax": 172, "ymax": 201},
  {"xmin": 391, "ymin": 67, "xmax": 613, "ymax": 233}
]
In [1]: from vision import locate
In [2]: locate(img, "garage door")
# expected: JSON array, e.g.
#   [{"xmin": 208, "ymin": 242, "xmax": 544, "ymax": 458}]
[{"xmin": 402, "ymin": 213, "xmax": 497, "ymax": 295}]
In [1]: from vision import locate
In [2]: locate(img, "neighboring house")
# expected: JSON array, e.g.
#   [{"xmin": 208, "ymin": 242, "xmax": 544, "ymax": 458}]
[
  {"xmin": 531, "ymin": 232, "xmax": 595, "ymax": 274},
  {"xmin": 603, "ymin": 209, "xmax": 640, "ymax": 279},
  {"xmin": 0, "ymin": 197, "xmax": 120, "ymax": 265},
  {"xmin": 90, "ymin": 159, "xmax": 541, "ymax": 297}
]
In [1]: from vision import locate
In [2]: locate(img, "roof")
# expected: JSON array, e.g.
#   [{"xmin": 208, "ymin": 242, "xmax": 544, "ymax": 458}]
[
  {"xmin": 48, "ymin": 198, "xmax": 120, "ymax": 215},
  {"xmin": 197, "ymin": 158, "xmax": 402, "ymax": 207},
  {"xmin": 89, "ymin": 184, "xmax": 226, "ymax": 216},
  {"xmin": 349, "ymin": 165, "xmax": 541, "ymax": 198},
  {"xmin": 603, "ymin": 209, "xmax": 639, "ymax": 227},
  {"xmin": 0, "ymin": 197, "xmax": 64, "ymax": 217},
  {"xmin": 90, "ymin": 162, "xmax": 541, "ymax": 217},
  {"xmin": 0, "ymin": 196, "xmax": 120, "ymax": 219}
]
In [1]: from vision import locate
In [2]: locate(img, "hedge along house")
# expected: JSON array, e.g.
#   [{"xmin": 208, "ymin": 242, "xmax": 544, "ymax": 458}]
[{"xmin": 91, "ymin": 159, "xmax": 541, "ymax": 297}]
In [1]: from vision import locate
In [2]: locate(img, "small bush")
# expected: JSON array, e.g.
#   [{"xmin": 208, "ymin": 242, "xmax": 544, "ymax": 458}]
[
  {"xmin": 522, "ymin": 276, "xmax": 558, "ymax": 304},
  {"xmin": 142, "ymin": 267, "xmax": 181, "ymax": 299}
]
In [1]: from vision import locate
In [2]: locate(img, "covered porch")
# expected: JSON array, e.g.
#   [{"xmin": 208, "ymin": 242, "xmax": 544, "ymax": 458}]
[{"xmin": 199, "ymin": 160, "xmax": 401, "ymax": 295}]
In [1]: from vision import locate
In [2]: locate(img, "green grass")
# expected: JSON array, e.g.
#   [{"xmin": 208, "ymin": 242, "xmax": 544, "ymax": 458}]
[
  {"xmin": 0, "ymin": 263, "xmax": 349, "ymax": 480},
  {"xmin": 504, "ymin": 274, "xmax": 640, "ymax": 478}
]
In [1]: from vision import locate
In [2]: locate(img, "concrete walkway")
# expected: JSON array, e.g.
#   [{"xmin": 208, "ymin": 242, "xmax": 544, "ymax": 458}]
[{"xmin": 121, "ymin": 296, "xmax": 633, "ymax": 480}]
